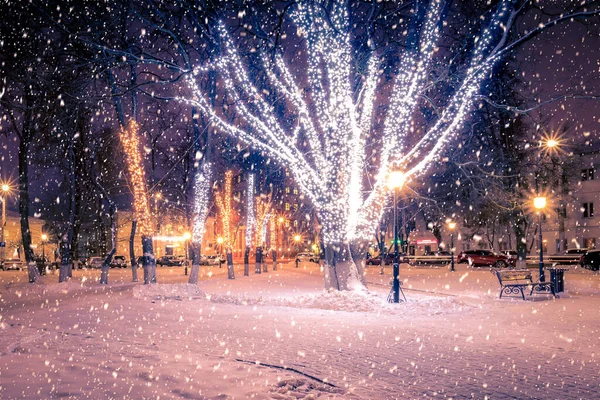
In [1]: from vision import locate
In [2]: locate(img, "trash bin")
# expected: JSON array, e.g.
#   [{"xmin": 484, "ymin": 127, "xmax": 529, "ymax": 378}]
[{"xmin": 547, "ymin": 268, "xmax": 567, "ymax": 293}]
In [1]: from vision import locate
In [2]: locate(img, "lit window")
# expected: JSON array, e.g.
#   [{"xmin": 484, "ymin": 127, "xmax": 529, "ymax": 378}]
[{"xmin": 285, "ymin": 203, "xmax": 290, "ymax": 211}]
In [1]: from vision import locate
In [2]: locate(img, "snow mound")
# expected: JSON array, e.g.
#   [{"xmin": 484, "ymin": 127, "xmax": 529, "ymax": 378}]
[
  {"xmin": 133, "ymin": 283, "xmax": 205, "ymax": 300},
  {"xmin": 209, "ymin": 288, "xmax": 471, "ymax": 315}
]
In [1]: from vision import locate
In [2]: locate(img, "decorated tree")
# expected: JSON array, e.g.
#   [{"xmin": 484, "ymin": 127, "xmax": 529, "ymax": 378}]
[{"xmin": 182, "ymin": 0, "xmax": 598, "ymax": 290}]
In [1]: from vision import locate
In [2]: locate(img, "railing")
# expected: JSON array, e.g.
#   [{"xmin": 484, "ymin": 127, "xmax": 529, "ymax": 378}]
[{"xmin": 399, "ymin": 254, "xmax": 582, "ymax": 266}]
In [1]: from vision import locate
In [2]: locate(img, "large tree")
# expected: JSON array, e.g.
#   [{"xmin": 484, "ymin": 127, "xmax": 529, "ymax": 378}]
[{"xmin": 182, "ymin": 0, "xmax": 528, "ymax": 290}]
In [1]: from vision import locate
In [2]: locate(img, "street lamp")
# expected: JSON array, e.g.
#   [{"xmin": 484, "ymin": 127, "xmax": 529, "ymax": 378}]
[
  {"xmin": 448, "ymin": 221, "xmax": 456, "ymax": 272},
  {"xmin": 183, "ymin": 232, "xmax": 191, "ymax": 275},
  {"xmin": 217, "ymin": 236, "xmax": 224, "ymax": 253},
  {"xmin": 41, "ymin": 234, "xmax": 48, "ymax": 259},
  {"xmin": 1, "ymin": 183, "xmax": 11, "ymax": 262},
  {"xmin": 294, "ymin": 234, "xmax": 301, "ymax": 268},
  {"xmin": 534, "ymin": 196, "xmax": 547, "ymax": 282},
  {"xmin": 388, "ymin": 171, "xmax": 405, "ymax": 303}
]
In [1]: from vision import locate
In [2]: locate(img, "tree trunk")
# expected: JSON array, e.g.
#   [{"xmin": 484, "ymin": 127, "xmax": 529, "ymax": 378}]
[
  {"xmin": 244, "ymin": 246, "xmax": 250, "ymax": 276},
  {"xmin": 272, "ymin": 249, "xmax": 277, "ymax": 271},
  {"xmin": 514, "ymin": 213, "xmax": 528, "ymax": 269},
  {"xmin": 262, "ymin": 249, "xmax": 268, "ymax": 273},
  {"xmin": 188, "ymin": 241, "xmax": 201, "ymax": 284},
  {"xmin": 324, "ymin": 240, "xmax": 365, "ymax": 291},
  {"xmin": 142, "ymin": 235, "xmax": 156, "ymax": 284},
  {"xmin": 349, "ymin": 240, "xmax": 368, "ymax": 286},
  {"xmin": 226, "ymin": 249, "xmax": 235, "ymax": 279},
  {"xmin": 19, "ymin": 136, "xmax": 37, "ymax": 282},
  {"xmin": 58, "ymin": 239, "xmax": 71, "ymax": 282},
  {"xmin": 130, "ymin": 219, "xmax": 138, "ymax": 282},
  {"xmin": 255, "ymin": 247, "xmax": 262, "ymax": 274},
  {"xmin": 100, "ymin": 201, "xmax": 116, "ymax": 285}
]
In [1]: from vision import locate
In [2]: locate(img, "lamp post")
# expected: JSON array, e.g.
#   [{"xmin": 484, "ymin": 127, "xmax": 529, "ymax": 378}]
[
  {"xmin": 183, "ymin": 232, "xmax": 191, "ymax": 275},
  {"xmin": 278, "ymin": 216, "xmax": 284, "ymax": 260},
  {"xmin": 388, "ymin": 171, "xmax": 406, "ymax": 303},
  {"xmin": 448, "ymin": 221, "xmax": 456, "ymax": 272},
  {"xmin": 41, "ymin": 234, "xmax": 48, "ymax": 259},
  {"xmin": 534, "ymin": 196, "xmax": 547, "ymax": 282},
  {"xmin": 216, "ymin": 236, "xmax": 224, "ymax": 268},
  {"xmin": 1, "ymin": 183, "xmax": 10, "ymax": 262},
  {"xmin": 294, "ymin": 234, "xmax": 301, "ymax": 268}
]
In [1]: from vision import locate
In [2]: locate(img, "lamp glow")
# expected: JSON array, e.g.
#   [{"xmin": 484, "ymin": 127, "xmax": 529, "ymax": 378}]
[{"xmin": 534, "ymin": 197, "xmax": 547, "ymax": 210}]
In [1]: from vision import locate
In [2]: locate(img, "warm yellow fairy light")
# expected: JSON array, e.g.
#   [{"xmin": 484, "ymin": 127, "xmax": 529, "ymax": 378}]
[
  {"xmin": 119, "ymin": 121, "xmax": 152, "ymax": 235},
  {"xmin": 215, "ymin": 171, "xmax": 234, "ymax": 249}
]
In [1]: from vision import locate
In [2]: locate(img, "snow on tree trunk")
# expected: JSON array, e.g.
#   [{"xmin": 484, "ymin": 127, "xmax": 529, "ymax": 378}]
[
  {"xmin": 189, "ymin": 163, "xmax": 211, "ymax": 284},
  {"xmin": 349, "ymin": 240, "xmax": 368, "ymax": 286},
  {"xmin": 27, "ymin": 261, "xmax": 40, "ymax": 284},
  {"xmin": 142, "ymin": 235, "xmax": 156, "ymax": 284},
  {"xmin": 130, "ymin": 219, "xmax": 138, "ymax": 282},
  {"xmin": 188, "ymin": 241, "xmax": 201, "ymax": 284}
]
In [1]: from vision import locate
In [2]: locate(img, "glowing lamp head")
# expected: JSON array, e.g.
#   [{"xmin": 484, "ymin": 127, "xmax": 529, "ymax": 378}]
[
  {"xmin": 278, "ymin": 217, "xmax": 284, "ymax": 223},
  {"xmin": 546, "ymin": 139, "xmax": 559, "ymax": 148},
  {"xmin": 387, "ymin": 171, "xmax": 406, "ymax": 190},
  {"xmin": 41, "ymin": 234, "xmax": 48, "ymax": 241},
  {"xmin": 183, "ymin": 232, "xmax": 191, "ymax": 240},
  {"xmin": 1, "ymin": 184, "xmax": 9, "ymax": 193},
  {"xmin": 294, "ymin": 235, "xmax": 301, "ymax": 243},
  {"xmin": 533, "ymin": 197, "xmax": 547, "ymax": 210},
  {"xmin": 217, "ymin": 237, "xmax": 224, "ymax": 244},
  {"xmin": 448, "ymin": 222, "xmax": 456, "ymax": 230}
]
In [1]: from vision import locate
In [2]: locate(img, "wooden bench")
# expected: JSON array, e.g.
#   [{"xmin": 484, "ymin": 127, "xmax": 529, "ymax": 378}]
[{"xmin": 493, "ymin": 269, "xmax": 556, "ymax": 300}]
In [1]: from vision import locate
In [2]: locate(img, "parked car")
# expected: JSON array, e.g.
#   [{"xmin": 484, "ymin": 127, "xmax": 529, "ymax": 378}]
[
  {"xmin": 204, "ymin": 255, "xmax": 224, "ymax": 266},
  {"xmin": 0, "ymin": 258, "xmax": 25, "ymax": 271},
  {"xmin": 580, "ymin": 250, "xmax": 600, "ymax": 271},
  {"xmin": 457, "ymin": 249, "xmax": 515, "ymax": 268},
  {"xmin": 295, "ymin": 252, "xmax": 319, "ymax": 263},
  {"xmin": 502, "ymin": 250, "xmax": 519, "ymax": 261},
  {"xmin": 88, "ymin": 257, "xmax": 104, "ymax": 269},
  {"xmin": 77, "ymin": 257, "xmax": 88, "ymax": 269},
  {"xmin": 110, "ymin": 255, "xmax": 128, "ymax": 268},
  {"xmin": 366, "ymin": 253, "xmax": 408, "ymax": 265},
  {"xmin": 157, "ymin": 255, "xmax": 185, "ymax": 267},
  {"xmin": 34, "ymin": 256, "xmax": 50, "ymax": 275},
  {"xmin": 366, "ymin": 253, "xmax": 394, "ymax": 265},
  {"xmin": 565, "ymin": 248, "xmax": 589, "ymax": 255}
]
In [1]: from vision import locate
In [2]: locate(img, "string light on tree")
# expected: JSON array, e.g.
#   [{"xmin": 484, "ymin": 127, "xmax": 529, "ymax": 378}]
[
  {"xmin": 180, "ymin": 0, "xmax": 515, "ymax": 289},
  {"xmin": 118, "ymin": 121, "xmax": 152, "ymax": 235},
  {"xmin": 192, "ymin": 163, "xmax": 212, "ymax": 245},
  {"xmin": 245, "ymin": 174, "xmax": 255, "ymax": 248},
  {"xmin": 215, "ymin": 170, "xmax": 234, "ymax": 249}
]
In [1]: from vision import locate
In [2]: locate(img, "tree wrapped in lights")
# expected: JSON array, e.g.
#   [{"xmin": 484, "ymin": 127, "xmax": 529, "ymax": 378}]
[
  {"xmin": 183, "ymin": 0, "xmax": 517, "ymax": 290},
  {"xmin": 244, "ymin": 173, "xmax": 255, "ymax": 276},
  {"xmin": 189, "ymin": 162, "xmax": 212, "ymax": 284},
  {"xmin": 118, "ymin": 121, "xmax": 156, "ymax": 284},
  {"xmin": 215, "ymin": 170, "xmax": 235, "ymax": 279}
]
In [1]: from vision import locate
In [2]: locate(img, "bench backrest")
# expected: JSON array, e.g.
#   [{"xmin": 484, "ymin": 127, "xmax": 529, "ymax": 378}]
[{"xmin": 495, "ymin": 269, "xmax": 533, "ymax": 285}]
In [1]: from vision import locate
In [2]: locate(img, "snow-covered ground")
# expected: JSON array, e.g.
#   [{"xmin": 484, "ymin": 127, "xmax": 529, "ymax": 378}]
[{"xmin": 0, "ymin": 262, "xmax": 599, "ymax": 399}]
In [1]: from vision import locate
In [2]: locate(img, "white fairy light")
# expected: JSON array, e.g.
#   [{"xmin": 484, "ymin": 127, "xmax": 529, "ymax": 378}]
[
  {"xmin": 245, "ymin": 174, "xmax": 255, "ymax": 248},
  {"xmin": 181, "ymin": 0, "xmax": 512, "ymax": 246},
  {"xmin": 192, "ymin": 163, "xmax": 212, "ymax": 244}
]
